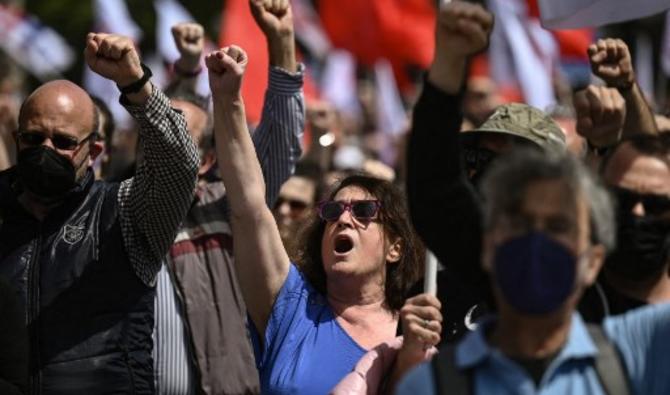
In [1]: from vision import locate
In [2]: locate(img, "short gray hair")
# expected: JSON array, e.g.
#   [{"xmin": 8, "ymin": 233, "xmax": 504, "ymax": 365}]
[{"xmin": 480, "ymin": 148, "xmax": 616, "ymax": 251}]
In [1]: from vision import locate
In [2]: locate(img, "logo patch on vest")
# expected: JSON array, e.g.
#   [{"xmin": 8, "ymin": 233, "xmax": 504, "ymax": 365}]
[{"xmin": 63, "ymin": 224, "xmax": 85, "ymax": 245}]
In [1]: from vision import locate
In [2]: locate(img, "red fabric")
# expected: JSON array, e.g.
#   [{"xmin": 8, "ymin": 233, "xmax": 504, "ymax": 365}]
[
  {"xmin": 219, "ymin": 0, "xmax": 268, "ymax": 124},
  {"xmin": 218, "ymin": 0, "xmax": 320, "ymax": 124},
  {"xmin": 318, "ymin": 0, "xmax": 436, "ymax": 90},
  {"xmin": 170, "ymin": 233, "xmax": 233, "ymax": 257},
  {"xmin": 527, "ymin": 0, "xmax": 541, "ymax": 18},
  {"xmin": 553, "ymin": 29, "xmax": 593, "ymax": 60},
  {"xmin": 469, "ymin": 54, "xmax": 490, "ymax": 79}
]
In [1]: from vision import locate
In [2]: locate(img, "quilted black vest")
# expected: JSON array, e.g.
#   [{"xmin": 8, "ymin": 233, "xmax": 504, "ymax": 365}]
[{"xmin": 0, "ymin": 168, "xmax": 155, "ymax": 395}]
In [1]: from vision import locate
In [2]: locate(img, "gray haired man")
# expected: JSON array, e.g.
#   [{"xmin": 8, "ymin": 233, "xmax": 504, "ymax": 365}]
[{"xmin": 398, "ymin": 149, "xmax": 670, "ymax": 395}]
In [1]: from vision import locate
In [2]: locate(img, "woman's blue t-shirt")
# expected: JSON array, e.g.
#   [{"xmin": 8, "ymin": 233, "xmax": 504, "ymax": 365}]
[{"xmin": 250, "ymin": 264, "xmax": 367, "ymax": 394}]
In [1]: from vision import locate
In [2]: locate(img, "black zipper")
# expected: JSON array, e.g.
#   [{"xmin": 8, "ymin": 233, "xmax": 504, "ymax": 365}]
[{"xmin": 27, "ymin": 232, "xmax": 42, "ymax": 395}]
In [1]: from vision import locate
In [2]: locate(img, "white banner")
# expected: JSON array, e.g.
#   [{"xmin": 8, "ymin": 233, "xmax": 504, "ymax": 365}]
[
  {"xmin": 83, "ymin": 0, "xmax": 143, "ymax": 129},
  {"xmin": 489, "ymin": 0, "xmax": 557, "ymax": 110},
  {"xmin": 0, "ymin": 6, "xmax": 74, "ymax": 80},
  {"xmin": 539, "ymin": 0, "xmax": 670, "ymax": 29},
  {"xmin": 153, "ymin": 0, "xmax": 212, "ymax": 98}
]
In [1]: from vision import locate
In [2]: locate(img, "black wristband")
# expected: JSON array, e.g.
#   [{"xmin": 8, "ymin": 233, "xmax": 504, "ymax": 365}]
[
  {"xmin": 174, "ymin": 63, "xmax": 202, "ymax": 78},
  {"xmin": 118, "ymin": 63, "xmax": 153, "ymax": 95},
  {"xmin": 615, "ymin": 79, "xmax": 635, "ymax": 92}
]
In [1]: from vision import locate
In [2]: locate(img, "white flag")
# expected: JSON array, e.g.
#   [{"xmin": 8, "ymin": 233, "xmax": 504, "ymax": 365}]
[
  {"xmin": 153, "ymin": 0, "xmax": 213, "ymax": 98},
  {"xmin": 291, "ymin": 0, "xmax": 331, "ymax": 60},
  {"xmin": 322, "ymin": 50, "xmax": 361, "ymax": 119},
  {"xmin": 374, "ymin": 59, "xmax": 407, "ymax": 165},
  {"xmin": 154, "ymin": 0, "xmax": 194, "ymax": 64},
  {"xmin": 0, "ymin": 5, "xmax": 74, "ymax": 80},
  {"xmin": 488, "ymin": 0, "xmax": 557, "ymax": 110},
  {"xmin": 539, "ymin": 0, "xmax": 670, "ymax": 29},
  {"xmin": 83, "ymin": 0, "xmax": 143, "ymax": 130}
]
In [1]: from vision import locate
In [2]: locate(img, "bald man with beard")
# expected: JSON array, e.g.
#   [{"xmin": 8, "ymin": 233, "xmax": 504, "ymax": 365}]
[{"xmin": 0, "ymin": 33, "xmax": 198, "ymax": 394}]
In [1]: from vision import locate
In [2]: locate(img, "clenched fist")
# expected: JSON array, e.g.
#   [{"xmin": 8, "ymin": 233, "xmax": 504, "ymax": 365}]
[
  {"xmin": 588, "ymin": 38, "xmax": 635, "ymax": 90},
  {"xmin": 205, "ymin": 46, "xmax": 248, "ymax": 98},
  {"xmin": 172, "ymin": 22, "xmax": 204, "ymax": 71},
  {"xmin": 249, "ymin": 0, "xmax": 293, "ymax": 40},
  {"xmin": 574, "ymin": 85, "xmax": 626, "ymax": 148},
  {"xmin": 84, "ymin": 33, "xmax": 144, "ymax": 87},
  {"xmin": 435, "ymin": 1, "xmax": 494, "ymax": 60},
  {"xmin": 429, "ymin": 1, "xmax": 493, "ymax": 93}
]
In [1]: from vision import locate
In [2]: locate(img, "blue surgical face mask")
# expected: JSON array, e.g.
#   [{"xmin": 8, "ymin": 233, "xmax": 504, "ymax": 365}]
[{"xmin": 493, "ymin": 231, "xmax": 578, "ymax": 315}]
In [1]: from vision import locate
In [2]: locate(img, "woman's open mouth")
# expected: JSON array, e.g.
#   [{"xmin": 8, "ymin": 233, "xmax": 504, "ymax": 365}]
[{"xmin": 334, "ymin": 235, "xmax": 354, "ymax": 254}]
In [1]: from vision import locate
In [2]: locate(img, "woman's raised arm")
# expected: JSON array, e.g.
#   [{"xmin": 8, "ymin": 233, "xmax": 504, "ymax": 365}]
[{"xmin": 206, "ymin": 46, "xmax": 290, "ymax": 334}]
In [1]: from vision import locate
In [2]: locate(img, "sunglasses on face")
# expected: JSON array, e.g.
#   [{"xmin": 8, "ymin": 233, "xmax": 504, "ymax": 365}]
[
  {"xmin": 274, "ymin": 196, "xmax": 310, "ymax": 212},
  {"xmin": 18, "ymin": 131, "xmax": 96, "ymax": 151},
  {"xmin": 317, "ymin": 200, "xmax": 382, "ymax": 222},
  {"xmin": 611, "ymin": 186, "xmax": 670, "ymax": 217},
  {"xmin": 463, "ymin": 147, "xmax": 497, "ymax": 173}
]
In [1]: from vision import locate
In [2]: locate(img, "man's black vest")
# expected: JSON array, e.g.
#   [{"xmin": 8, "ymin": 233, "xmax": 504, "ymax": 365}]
[{"xmin": 0, "ymin": 168, "xmax": 155, "ymax": 395}]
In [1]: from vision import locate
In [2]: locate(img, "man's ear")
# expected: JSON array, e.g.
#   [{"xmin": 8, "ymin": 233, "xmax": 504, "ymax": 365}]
[
  {"xmin": 386, "ymin": 238, "xmax": 402, "ymax": 264},
  {"xmin": 198, "ymin": 151, "xmax": 216, "ymax": 177},
  {"xmin": 89, "ymin": 140, "xmax": 104, "ymax": 163},
  {"xmin": 581, "ymin": 244, "xmax": 605, "ymax": 287}
]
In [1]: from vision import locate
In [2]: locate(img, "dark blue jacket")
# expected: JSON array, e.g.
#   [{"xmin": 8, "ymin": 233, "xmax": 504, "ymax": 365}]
[{"xmin": 0, "ymin": 168, "xmax": 155, "ymax": 395}]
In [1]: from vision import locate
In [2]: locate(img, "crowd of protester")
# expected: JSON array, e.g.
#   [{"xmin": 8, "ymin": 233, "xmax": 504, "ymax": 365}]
[{"xmin": 0, "ymin": 0, "xmax": 669, "ymax": 394}]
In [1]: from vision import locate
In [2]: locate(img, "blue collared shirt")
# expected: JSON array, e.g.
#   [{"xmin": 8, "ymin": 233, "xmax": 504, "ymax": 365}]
[{"xmin": 396, "ymin": 303, "xmax": 670, "ymax": 395}]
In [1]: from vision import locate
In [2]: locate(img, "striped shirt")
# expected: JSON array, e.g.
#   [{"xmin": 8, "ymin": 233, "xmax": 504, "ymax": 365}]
[
  {"xmin": 153, "ymin": 65, "xmax": 305, "ymax": 395},
  {"xmin": 153, "ymin": 264, "xmax": 196, "ymax": 395}
]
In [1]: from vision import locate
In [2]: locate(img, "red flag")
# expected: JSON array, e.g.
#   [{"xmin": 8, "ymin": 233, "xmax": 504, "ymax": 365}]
[
  {"xmin": 219, "ymin": 0, "xmax": 319, "ymax": 124},
  {"xmin": 318, "ymin": 0, "xmax": 435, "ymax": 91},
  {"xmin": 219, "ymin": 0, "xmax": 268, "ymax": 124}
]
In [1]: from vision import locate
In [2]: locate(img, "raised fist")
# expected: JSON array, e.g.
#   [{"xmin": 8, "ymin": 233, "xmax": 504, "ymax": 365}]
[
  {"xmin": 249, "ymin": 0, "xmax": 293, "ymax": 40},
  {"xmin": 172, "ymin": 22, "xmax": 205, "ymax": 71},
  {"xmin": 84, "ymin": 33, "xmax": 144, "ymax": 87},
  {"xmin": 588, "ymin": 38, "xmax": 635, "ymax": 90},
  {"xmin": 435, "ymin": 1, "xmax": 494, "ymax": 60},
  {"xmin": 574, "ymin": 85, "xmax": 626, "ymax": 148},
  {"xmin": 205, "ymin": 46, "xmax": 248, "ymax": 98}
]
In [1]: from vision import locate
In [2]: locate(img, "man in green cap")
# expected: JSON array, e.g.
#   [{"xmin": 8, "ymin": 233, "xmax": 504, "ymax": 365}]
[{"xmin": 460, "ymin": 102, "xmax": 567, "ymax": 184}]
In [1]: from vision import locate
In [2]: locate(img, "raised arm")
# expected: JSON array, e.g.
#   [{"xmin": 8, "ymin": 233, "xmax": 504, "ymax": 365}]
[
  {"xmin": 164, "ymin": 22, "xmax": 204, "ymax": 97},
  {"xmin": 84, "ymin": 33, "xmax": 199, "ymax": 286},
  {"xmin": 406, "ymin": 2, "xmax": 493, "ymax": 280},
  {"xmin": 588, "ymin": 38, "xmax": 658, "ymax": 140},
  {"xmin": 250, "ymin": 0, "xmax": 304, "ymax": 207},
  {"xmin": 206, "ymin": 46, "xmax": 290, "ymax": 334},
  {"xmin": 574, "ymin": 85, "xmax": 626, "ymax": 165}
]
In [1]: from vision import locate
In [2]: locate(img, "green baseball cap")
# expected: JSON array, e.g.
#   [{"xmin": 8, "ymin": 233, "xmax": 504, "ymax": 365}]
[{"xmin": 461, "ymin": 103, "xmax": 566, "ymax": 153}]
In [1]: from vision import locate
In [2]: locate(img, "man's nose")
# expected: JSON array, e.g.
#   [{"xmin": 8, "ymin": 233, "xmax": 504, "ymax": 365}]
[
  {"xmin": 39, "ymin": 135, "xmax": 55, "ymax": 150},
  {"xmin": 278, "ymin": 201, "xmax": 291, "ymax": 217},
  {"xmin": 632, "ymin": 202, "xmax": 646, "ymax": 217}
]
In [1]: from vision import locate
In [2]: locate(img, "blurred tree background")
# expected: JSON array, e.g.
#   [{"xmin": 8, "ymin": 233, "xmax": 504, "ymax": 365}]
[{"xmin": 22, "ymin": 0, "xmax": 224, "ymax": 87}]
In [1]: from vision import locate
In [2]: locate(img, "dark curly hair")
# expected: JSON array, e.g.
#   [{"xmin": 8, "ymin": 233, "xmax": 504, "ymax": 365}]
[{"xmin": 295, "ymin": 174, "xmax": 424, "ymax": 311}]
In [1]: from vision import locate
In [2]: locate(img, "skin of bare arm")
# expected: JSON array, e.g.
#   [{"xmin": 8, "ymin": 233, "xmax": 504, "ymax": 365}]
[{"xmin": 206, "ymin": 46, "xmax": 291, "ymax": 335}]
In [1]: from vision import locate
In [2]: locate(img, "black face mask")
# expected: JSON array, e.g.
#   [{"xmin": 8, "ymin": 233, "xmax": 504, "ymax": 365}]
[
  {"xmin": 606, "ymin": 212, "xmax": 670, "ymax": 282},
  {"xmin": 17, "ymin": 146, "xmax": 79, "ymax": 199}
]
